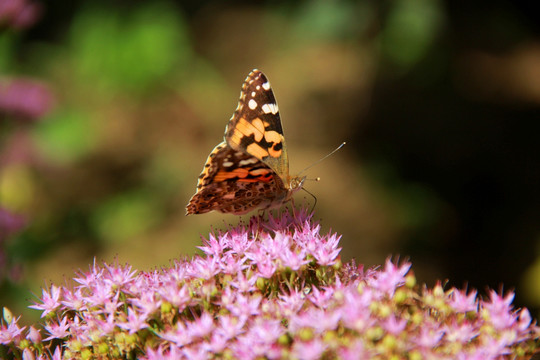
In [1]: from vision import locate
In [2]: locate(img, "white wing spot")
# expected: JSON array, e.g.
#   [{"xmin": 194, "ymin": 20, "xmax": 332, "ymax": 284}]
[
  {"xmin": 251, "ymin": 91, "xmax": 256, "ymax": 97},
  {"xmin": 248, "ymin": 99, "xmax": 257, "ymax": 110},
  {"xmin": 256, "ymin": 85, "xmax": 261, "ymax": 90},
  {"xmin": 262, "ymin": 82, "xmax": 270, "ymax": 90},
  {"xmin": 262, "ymin": 103, "xmax": 279, "ymax": 114},
  {"xmin": 223, "ymin": 161, "xmax": 234, "ymax": 167},
  {"xmin": 239, "ymin": 158, "xmax": 259, "ymax": 166}
]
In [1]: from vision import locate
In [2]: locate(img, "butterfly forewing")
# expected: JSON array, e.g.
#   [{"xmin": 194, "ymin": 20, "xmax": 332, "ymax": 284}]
[{"xmin": 225, "ymin": 70, "xmax": 290, "ymax": 185}]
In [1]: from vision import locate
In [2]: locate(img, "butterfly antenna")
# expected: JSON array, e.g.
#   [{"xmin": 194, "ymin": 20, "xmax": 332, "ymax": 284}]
[{"xmin": 297, "ymin": 142, "xmax": 346, "ymax": 176}]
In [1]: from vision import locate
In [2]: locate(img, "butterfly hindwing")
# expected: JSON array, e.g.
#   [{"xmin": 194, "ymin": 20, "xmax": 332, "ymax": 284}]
[
  {"xmin": 186, "ymin": 142, "xmax": 288, "ymax": 215},
  {"xmin": 225, "ymin": 70, "xmax": 290, "ymax": 185}
]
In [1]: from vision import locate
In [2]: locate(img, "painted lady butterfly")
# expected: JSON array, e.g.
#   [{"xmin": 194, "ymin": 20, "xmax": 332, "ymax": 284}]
[{"xmin": 186, "ymin": 69, "xmax": 306, "ymax": 215}]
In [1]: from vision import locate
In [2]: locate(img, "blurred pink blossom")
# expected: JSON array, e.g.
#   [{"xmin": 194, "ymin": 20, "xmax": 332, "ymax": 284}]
[
  {"xmin": 0, "ymin": 78, "xmax": 54, "ymax": 121},
  {"xmin": 0, "ymin": 0, "xmax": 42, "ymax": 30}
]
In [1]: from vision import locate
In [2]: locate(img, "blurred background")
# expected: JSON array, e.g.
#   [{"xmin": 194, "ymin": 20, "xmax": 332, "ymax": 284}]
[{"xmin": 1, "ymin": 0, "xmax": 539, "ymax": 324}]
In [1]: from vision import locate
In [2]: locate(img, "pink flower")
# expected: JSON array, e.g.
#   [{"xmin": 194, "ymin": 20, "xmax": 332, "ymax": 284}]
[
  {"xmin": 216, "ymin": 314, "xmax": 246, "ymax": 340},
  {"xmin": 26, "ymin": 326, "xmax": 41, "ymax": 343},
  {"xmin": 312, "ymin": 233, "xmax": 341, "ymax": 266},
  {"xmin": 292, "ymin": 339, "xmax": 327, "ymax": 360},
  {"xmin": 227, "ymin": 293, "xmax": 261, "ymax": 317},
  {"xmin": 131, "ymin": 290, "xmax": 162, "ymax": 316},
  {"xmin": 182, "ymin": 346, "xmax": 208, "ymax": 360},
  {"xmin": 383, "ymin": 315, "xmax": 407, "ymax": 335},
  {"xmin": 225, "ymin": 228, "xmax": 252, "ymax": 254},
  {"xmin": 205, "ymin": 332, "xmax": 228, "ymax": 353},
  {"xmin": 255, "ymin": 257, "xmax": 278, "ymax": 278},
  {"xmin": 22, "ymin": 348, "xmax": 35, "ymax": 360},
  {"xmin": 449, "ymin": 288, "xmax": 478, "ymax": 313},
  {"xmin": 250, "ymin": 318, "xmax": 284, "ymax": 344},
  {"xmin": 415, "ymin": 325, "xmax": 444, "ymax": 348},
  {"xmin": 278, "ymin": 288, "xmax": 306, "ymax": 316},
  {"xmin": 145, "ymin": 344, "xmax": 184, "ymax": 360},
  {"xmin": 117, "ymin": 308, "xmax": 148, "ymax": 334},
  {"xmin": 82, "ymin": 280, "xmax": 114, "ymax": 307},
  {"xmin": 517, "ymin": 308, "xmax": 532, "ymax": 333},
  {"xmin": 198, "ymin": 233, "xmax": 225, "ymax": 257},
  {"xmin": 43, "ymin": 316, "xmax": 69, "ymax": 340},
  {"xmin": 50, "ymin": 346, "xmax": 62, "ymax": 360},
  {"xmin": 484, "ymin": 290, "xmax": 517, "ymax": 330},
  {"xmin": 73, "ymin": 261, "xmax": 103, "ymax": 289},
  {"xmin": 188, "ymin": 312, "xmax": 215, "ymax": 339},
  {"xmin": 189, "ymin": 255, "xmax": 220, "ymax": 279},
  {"xmin": 280, "ymin": 247, "xmax": 308, "ymax": 270},
  {"xmin": 368, "ymin": 258, "xmax": 410, "ymax": 296},
  {"xmin": 60, "ymin": 288, "xmax": 86, "ymax": 311},
  {"xmin": 156, "ymin": 282, "xmax": 188, "ymax": 309},
  {"xmin": 230, "ymin": 271, "xmax": 257, "ymax": 292},
  {"xmin": 29, "ymin": 285, "xmax": 61, "ymax": 317},
  {"xmin": 445, "ymin": 320, "xmax": 478, "ymax": 343},
  {"xmin": 338, "ymin": 340, "xmax": 370, "ymax": 359},
  {"xmin": 159, "ymin": 322, "xmax": 191, "ymax": 346},
  {"xmin": 219, "ymin": 252, "xmax": 248, "ymax": 274},
  {"xmin": 0, "ymin": 314, "xmax": 25, "ymax": 345},
  {"xmin": 103, "ymin": 263, "xmax": 137, "ymax": 289},
  {"xmin": 88, "ymin": 313, "xmax": 116, "ymax": 336},
  {"xmin": 290, "ymin": 307, "xmax": 340, "ymax": 334},
  {"xmin": 308, "ymin": 285, "xmax": 335, "ymax": 308}
]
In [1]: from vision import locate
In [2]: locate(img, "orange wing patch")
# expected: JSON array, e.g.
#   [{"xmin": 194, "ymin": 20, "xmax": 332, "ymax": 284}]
[
  {"xmin": 213, "ymin": 168, "xmax": 250, "ymax": 181},
  {"xmin": 229, "ymin": 117, "xmax": 268, "ymax": 145},
  {"xmin": 246, "ymin": 143, "xmax": 270, "ymax": 159}
]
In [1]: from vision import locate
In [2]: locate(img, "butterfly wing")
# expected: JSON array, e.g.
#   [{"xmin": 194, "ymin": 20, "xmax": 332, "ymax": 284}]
[
  {"xmin": 224, "ymin": 69, "xmax": 290, "ymax": 187},
  {"xmin": 186, "ymin": 142, "xmax": 288, "ymax": 215}
]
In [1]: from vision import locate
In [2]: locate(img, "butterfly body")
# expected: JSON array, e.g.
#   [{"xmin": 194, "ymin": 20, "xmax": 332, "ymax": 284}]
[{"xmin": 186, "ymin": 70, "xmax": 305, "ymax": 215}]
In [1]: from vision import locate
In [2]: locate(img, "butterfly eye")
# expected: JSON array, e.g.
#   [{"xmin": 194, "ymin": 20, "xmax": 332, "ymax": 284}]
[{"xmin": 290, "ymin": 177, "xmax": 304, "ymax": 190}]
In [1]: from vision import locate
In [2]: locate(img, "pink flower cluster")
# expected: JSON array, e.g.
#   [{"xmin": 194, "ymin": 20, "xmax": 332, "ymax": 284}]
[{"xmin": 1, "ymin": 209, "xmax": 539, "ymax": 359}]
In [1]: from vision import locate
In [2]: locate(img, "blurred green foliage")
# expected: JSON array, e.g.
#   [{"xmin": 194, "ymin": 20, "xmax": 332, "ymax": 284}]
[
  {"xmin": 380, "ymin": 0, "xmax": 444, "ymax": 70},
  {"xmin": 0, "ymin": 34, "xmax": 13, "ymax": 71},
  {"xmin": 70, "ymin": 3, "xmax": 191, "ymax": 96},
  {"xmin": 288, "ymin": 0, "xmax": 362, "ymax": 42},
  {"xmin": 33, "ymin": 109, "xmax": 96, "ymax": 163},
  {"xmin": 91, "ymin": 190, "xmax": 162, "ymax": 244}
]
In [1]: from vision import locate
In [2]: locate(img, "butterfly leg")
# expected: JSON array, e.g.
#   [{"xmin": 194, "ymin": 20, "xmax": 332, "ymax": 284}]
[{"xmin": 301, "ymin": 187, "xmax": 318, "ymax": 215}]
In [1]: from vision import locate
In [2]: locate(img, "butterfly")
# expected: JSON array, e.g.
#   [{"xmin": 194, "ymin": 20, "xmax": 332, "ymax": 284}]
[{"xmin": 186, "ymin": 69, "xmax": 306, "ymax": 215}]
